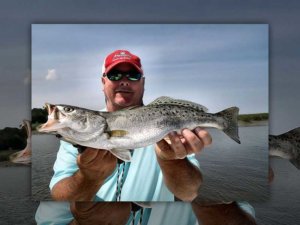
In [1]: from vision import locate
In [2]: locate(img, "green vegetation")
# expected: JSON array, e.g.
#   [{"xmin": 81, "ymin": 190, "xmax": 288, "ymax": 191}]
[
  {"xmin": 31, "ymin": 107, "xmax": 48, "ymax": 131},
  {"xmin": 32, "ymin": 107, "xmax": 48, "ymax": 124},
  {"xmin": 238, "ymin": 113, "xmax": 268, "ymax": 123},
  {"xmin": 0, "ymin": 127, "xmax": 26, "ymax": 151},
  {"xmin": 0, "ymin": 149, "xmax": 19, "ymax": 161}
]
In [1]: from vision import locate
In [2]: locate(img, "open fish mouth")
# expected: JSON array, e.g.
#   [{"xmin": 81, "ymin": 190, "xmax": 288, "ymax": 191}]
[{"xmin": 37, "ymin": 103, "xmax": 65, "ymax": 132}]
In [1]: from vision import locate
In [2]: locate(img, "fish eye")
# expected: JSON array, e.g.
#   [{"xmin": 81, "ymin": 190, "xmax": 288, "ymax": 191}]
[{"xmin": 63, "ymin": 107, "xmax": 74, "ymax": 112}]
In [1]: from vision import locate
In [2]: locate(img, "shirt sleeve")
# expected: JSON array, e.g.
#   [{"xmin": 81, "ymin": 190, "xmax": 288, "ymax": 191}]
[
  {"xmin": 35, "ymin": 202, "xmax": 73, "ymax": 225},
  {"xmin": 49, "ymin": 141, "xmax": 79, "ymax": 190},
  {"xmin": 187, "ymin": 154, "xmax": 201, "ymax": 170},
  {"xmin": 236, "ymin": 201, "xmax": 256, "ymax": 218}
]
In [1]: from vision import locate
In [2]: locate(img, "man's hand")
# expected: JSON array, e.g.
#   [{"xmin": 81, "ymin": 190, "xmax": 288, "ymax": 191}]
[
  {"xmin": 154, "ymin": 127, "xmax": 211, "ymax": 201},
  {"xmin": 191, "ymin": 201, "xmax": 257, "ymax": 225},
  {"xmin": 51, "ymin": 148, "xmax": 117, "ymax": 201},
  {"xmin": 156, "ymin": 127, "xmax": 212, "ymax": 160},
  {"xmin": 70, "ymin": 202, "xmax": 131, "ymax": 225},
  {"xmin": 77, "ymin": 147, "xmax": 117, "ymax": 183}
]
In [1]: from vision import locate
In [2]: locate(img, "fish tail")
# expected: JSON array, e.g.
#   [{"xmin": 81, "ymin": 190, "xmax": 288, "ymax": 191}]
[
  {"xmin": 216, "ymin": 107, "xmax": 241, "ymax": 144},
  {"xmin": 290, "ymin": 157, "xmax": 300, "ymax": 170}
]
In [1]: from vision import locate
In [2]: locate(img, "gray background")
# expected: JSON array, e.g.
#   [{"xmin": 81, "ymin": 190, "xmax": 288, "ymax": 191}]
[{"xmin": 0, "ymin": 0, "xmax": 300, "ymax": 224}]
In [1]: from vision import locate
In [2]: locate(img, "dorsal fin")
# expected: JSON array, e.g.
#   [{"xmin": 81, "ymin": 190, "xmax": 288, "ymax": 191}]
[
  {"xmin": 280, "ymin": 127, "xmax": 300, "ymax": 143},
  {"xmin": 148, "ymin": 96, "xmax": 208, "ymax": 112}
]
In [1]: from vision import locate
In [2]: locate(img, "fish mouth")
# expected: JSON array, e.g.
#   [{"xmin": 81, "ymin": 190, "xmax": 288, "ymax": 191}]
[{"xmin": 37, "ymin": 103, "xmax": 64, "ymax": 132}]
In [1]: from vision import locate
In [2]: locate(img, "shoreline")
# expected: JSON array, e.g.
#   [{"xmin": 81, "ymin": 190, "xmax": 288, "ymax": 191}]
[{"xmin": 238, "ymin": 120, "xmax": 268, "ymax": 127}]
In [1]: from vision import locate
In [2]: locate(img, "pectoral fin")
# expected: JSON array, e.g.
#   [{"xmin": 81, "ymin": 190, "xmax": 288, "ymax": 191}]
[
  {"xmin": 108, "ymin": 130, "xmax": 128, "ymax": 137},
  {"xmin": 110, "ymin": 149, "xmax": 132, "ymax": 162},
  {"xmin": 134, "ymin": 202, "xmax": 153, "ymax": 208}
]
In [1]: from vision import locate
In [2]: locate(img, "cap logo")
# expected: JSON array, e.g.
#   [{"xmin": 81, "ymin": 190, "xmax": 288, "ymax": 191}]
[{"xmin": 112, "ymin": 51, "xmax": 132, "ymax": 61}]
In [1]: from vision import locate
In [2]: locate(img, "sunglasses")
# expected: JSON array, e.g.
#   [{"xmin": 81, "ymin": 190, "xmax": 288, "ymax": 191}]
[{"xmin": 104, "ymin": 70, "xmax": 143, "ymax": 81}]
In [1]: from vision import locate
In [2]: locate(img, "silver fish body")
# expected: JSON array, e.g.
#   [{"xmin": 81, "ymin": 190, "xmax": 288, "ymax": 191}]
[
  {"xmin": 269, "ymin": 127, "xmax": 300, "ymax": 169},
  {"xmin": 38, "ymin": 96, "xmax": 240, "ymax": 161}
]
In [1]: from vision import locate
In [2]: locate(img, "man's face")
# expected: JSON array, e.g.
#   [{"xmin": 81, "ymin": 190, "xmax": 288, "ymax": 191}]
[{"xmin": 102, "ymin": 63, "xmax": 145, "ymax": 112}]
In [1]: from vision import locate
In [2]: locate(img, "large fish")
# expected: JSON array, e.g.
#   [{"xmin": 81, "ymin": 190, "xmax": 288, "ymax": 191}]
[
  {"xmin": 269, "ymin": 127, "xmax": 300, "ymax": 169},
  {"xmin": 38, "ymin": 96, "xmax": 240, "ymax": 161}
]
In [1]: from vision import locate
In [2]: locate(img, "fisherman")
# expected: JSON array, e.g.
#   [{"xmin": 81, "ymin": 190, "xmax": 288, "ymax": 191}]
[
  {"xmin": 49, "ymin": 49, "xmax": 205, "ymax": 202},
  {"xmin": 35, "ymin": 50, "xmax": 256, "ymax": 225}
]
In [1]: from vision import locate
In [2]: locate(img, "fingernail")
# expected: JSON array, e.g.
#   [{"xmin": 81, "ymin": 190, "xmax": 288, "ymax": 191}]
[{"xmin": 195, "ymin": 127, "xmax": 203, "ymax": 133}]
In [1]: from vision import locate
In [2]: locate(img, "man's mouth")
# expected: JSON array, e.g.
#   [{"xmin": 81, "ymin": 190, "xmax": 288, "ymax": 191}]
[{"xmin": 115, "ymin": 89, "xmax": 134, "ymax": 94}]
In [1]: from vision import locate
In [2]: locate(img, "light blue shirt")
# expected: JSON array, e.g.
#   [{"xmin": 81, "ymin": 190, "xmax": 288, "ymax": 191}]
[{"xmin": 50, "ymin": 140, "xmax": 200, "ymax": 201}]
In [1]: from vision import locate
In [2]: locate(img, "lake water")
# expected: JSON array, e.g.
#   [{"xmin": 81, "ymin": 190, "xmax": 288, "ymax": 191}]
[
  {"xmin": 0, "ymin": 166, "xmax": 39, "ymax": 225},
  {"xmin": 251, "ymin": 158, "xmax": 300, "ymax": 225},
  {"xmin": 32, "ymin": 126, "xmax": 269, "ymax": 202},
  {"xmin": 196, "ymin": 126, "xmax": 269, "ymax": 202}
]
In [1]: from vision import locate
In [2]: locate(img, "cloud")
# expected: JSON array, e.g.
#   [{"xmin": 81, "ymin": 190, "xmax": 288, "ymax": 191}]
[{"xmin": 45, "ymin": 69, "xmax": 57, "ymax": 80}]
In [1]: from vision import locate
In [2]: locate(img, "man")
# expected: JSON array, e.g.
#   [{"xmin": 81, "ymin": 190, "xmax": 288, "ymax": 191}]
[
  {"xmin": 35, "ymin": 50, "xmax": 256, "ymax": 225},
  {"xmin": 50, "ymin": 49, "xmax": 208, "ymax": 202}
]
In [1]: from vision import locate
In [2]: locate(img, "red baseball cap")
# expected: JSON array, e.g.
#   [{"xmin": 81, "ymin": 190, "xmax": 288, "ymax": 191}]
[{"xmin": 102, "ymin": 50, "xmax": 143, "ymax": 75}]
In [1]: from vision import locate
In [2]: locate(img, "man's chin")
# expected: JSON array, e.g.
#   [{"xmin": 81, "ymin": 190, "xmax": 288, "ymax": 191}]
[{"xmin": 114, "ymin": 96, "xmax": 133, "ymax": 107}]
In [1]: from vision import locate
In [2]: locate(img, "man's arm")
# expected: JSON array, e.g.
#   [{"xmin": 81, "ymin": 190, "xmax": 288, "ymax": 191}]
[
  {"xmin": 191, "ymin": 201, "xmax": 257, "ymax": 225},
  {"xmin": 69, "ymin": 202, "xmax": 131, "ymax": 225},
  {"xmin": 51, "ymin": 148, "xmax": 117, "ymax": 201},
  {"xmin": 155, "ymin": 127, "xmax": 212, "ymax": 201}
]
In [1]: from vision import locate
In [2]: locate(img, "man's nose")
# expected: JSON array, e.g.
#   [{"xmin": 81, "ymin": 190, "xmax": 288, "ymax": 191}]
[{"xmin": 119, "ymin": 77, "xmax": 130, "ymax": 86}]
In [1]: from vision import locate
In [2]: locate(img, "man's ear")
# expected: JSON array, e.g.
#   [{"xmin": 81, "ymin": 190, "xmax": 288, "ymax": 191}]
[{"xmin": 101, "ymin": 77, "xmax": 105, "ymax": 90}]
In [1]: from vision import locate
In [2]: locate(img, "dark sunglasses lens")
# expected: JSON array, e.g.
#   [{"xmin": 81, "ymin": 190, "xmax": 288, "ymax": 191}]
[
  {"xmin": 128, "ymin": 73, "xmax": 142, "ymax": 81},
  {"xmin": 107, "ymin": 73, "xmax": 123, "ymax": 81}
]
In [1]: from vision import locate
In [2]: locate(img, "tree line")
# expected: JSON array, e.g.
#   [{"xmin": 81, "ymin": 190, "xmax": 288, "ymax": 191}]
[{"xmin": 0, "ymin": 108, "xmax": 47, "ymax": 150}]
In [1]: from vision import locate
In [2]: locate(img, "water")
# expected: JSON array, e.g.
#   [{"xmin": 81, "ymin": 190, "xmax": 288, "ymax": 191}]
[
  {"xmin": 0, "ymin": 166, "xmax": 39, "ymax": 225},
  {"xmin": 32, "ymin": 126, "xmax": 269, "ymax": 202},
  {"xmin": 196, "ymin": 126, "xmax": 269, "ymax": 202},
  {"xmin": 32, "ymin": 134, "xmax": 59, "ymax": 200},
  {"xmin": 1, "ymin": 151, "xmax": 300, "ymax": 224},
  {"xmin": 251, "ymin": 158, "xmax": 300, "ymax": 225}
]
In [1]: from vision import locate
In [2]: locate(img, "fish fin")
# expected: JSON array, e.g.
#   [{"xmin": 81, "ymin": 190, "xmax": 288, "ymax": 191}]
[
  {"xmin": 289, "ymin": 158, "xmax": 300, "ymax": 170},
  {"xmin": 133, "ymin": 202, "xmax": 152, "ymax": 208},
  {"xmin": 110, "ymin": 149, "xmax": 131, "ymax": 162},
  {"xmin": 148, "ymin": 96, "xmax": 208, "ymax": 112},
  {"xmin": 284, "ymin": 127, "xmax": 300, "ymax": 136},
  {"xmin": 217, "ymin": 107, "xmax": 241, "ymax": 144},
  {"xmin": 108, "ymin": 130, "xmax": 128, "ymax": 137}
]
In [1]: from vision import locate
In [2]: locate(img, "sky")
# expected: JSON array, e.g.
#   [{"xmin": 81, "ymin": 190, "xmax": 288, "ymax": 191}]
[
  {"xmin": 0, "ymin": 0, "xmax": 299, "ymax": 135},
  {"xmin": 31, "ymin": 24, "xmax": 268, "ymax": 115}
]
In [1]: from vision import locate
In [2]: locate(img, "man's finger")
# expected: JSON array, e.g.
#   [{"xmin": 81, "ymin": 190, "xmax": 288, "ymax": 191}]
[
  {"xmin": 78, "ymin": 148, "xmax": 99, "ymax": 164},
  {"xmin": 182, "ymin": 129, "xmax": 204, "ymax": 154},
  {"xmin": 156, "ymin": 139, "xmax": 176, "ymax": 160},
  {"xmin": 168, "ymin": 132, "xmax": 187, "ymax": 159},
  {"xmin": 194, "ymin": 127, "xmax": 212, "ymax": 147}
]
